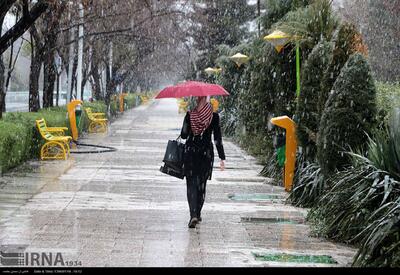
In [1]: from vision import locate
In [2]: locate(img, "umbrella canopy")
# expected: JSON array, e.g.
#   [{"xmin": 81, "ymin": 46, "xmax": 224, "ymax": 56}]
[{"xmin": 155, "ymin": 81, "xmax": 230, "ymax": 99}]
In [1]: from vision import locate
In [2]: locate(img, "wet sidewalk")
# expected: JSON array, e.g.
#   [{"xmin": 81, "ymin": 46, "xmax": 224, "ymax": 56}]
[{"xmin": 0, "ymin": 99, "xmax": 356, "ymax": 267}]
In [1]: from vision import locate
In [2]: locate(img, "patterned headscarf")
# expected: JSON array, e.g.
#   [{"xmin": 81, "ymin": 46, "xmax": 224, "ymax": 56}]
[{"xmin": 189, "ymin": 102, "xmax": 213, "ymax": 136}]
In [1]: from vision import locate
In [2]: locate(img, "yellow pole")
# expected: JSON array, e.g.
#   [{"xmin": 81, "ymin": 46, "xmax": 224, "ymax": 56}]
[
  {"xmin": 119, "ymin": 93, "xmax": 127, "ymax": 113},
  {"xmin": 67, "ymin": 100, "xmax": 83, "ymax": 141},
  {"xmin": 270, "ymin": 116, "xmax": 297, "ymax": 192}
]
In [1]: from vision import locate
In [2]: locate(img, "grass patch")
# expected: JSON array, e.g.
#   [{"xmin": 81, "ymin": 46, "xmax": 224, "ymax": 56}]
[{"xmin": 252, "ymin": 252, "xmax": 337, "ymax": 264}]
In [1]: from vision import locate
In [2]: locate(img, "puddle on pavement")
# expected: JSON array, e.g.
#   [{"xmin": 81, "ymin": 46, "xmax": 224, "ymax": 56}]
[
  {"xmin": 241, "ymin": 217, "xmax": 303, "ymax": 224},
  {"xmin": 252, "ymin": 252, "xmax": 338, "ymax": 264},
  {"xmin": 228, "ymin": 194, "xmax": 285, "ymax": 201}
]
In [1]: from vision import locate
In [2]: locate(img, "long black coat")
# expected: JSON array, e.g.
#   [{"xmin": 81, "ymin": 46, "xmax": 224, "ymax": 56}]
[{"xmin": 181, "ymin": 112, "xmax": 226, "ymax": 181}]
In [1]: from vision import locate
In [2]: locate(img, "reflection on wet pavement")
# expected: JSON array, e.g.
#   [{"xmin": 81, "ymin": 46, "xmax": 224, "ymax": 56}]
[{"xmin": 0, "ymin": 99, "xmax": 356, "ymax": 267}]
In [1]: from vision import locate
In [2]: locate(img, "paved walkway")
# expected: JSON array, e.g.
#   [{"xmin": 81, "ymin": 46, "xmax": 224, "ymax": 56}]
[{"xmin": 0, "ymin": 99, "xmax": 356, "ymax": 267}]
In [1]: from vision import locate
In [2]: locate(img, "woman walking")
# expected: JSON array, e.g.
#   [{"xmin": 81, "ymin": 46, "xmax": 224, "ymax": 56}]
[{"xmin": 181, "ymin": 96, "xmax": 225, "ymax": 228}]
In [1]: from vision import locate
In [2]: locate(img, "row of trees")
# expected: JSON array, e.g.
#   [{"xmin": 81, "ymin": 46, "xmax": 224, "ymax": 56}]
[{"xmin": 0, "ymin": 0, "xmax": 206, "ymax": 118}]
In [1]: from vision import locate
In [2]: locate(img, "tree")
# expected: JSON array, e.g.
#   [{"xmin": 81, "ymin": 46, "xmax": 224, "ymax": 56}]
[
  {"xmin": 0, "ymin": 0, "xmax": 48, "ymax": 118},
  {"xmin": 317, "ymin": 53, "xmax": 377, "ymax": 176},
  {"xmin": 318, "ymin": 23, "xmax": 360, "ymax": 116},
  {"xmin": 41, "ymin": 0, "xmax": 67, "ymax": 108},
  {"xmin": 273, "ymin": 0, "xmax": 338, "ymax": 51},
  {"xmin": 216, "ymin": 43, "xmax": 251, "ymax": 136},
  {"xmin": 239, "ymin": 40, "xmax": 281, "ymax": 135},
  {"xmin": 262, "ymin": 0, "xmax": 310, "ymax": 32},
  {"xmin": 295, "ymin": 39, "xmax": 333, "ymax": 161},
  {"xmin": 188, "ymin": 0, "xmax": 255, "ymax": 81}
]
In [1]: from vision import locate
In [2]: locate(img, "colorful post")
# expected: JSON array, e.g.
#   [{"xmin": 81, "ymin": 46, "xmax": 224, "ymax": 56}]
[
  {"xmin": 119, "ymin": 93, "xmax": 127, "ymax": 113},
  {"xmin": 67, "ymin": 99, "xmax": 83, "ymax": 141},
  {"xmin": 270, "ymin": 116, "xmax": 297, "ymax": 192}
]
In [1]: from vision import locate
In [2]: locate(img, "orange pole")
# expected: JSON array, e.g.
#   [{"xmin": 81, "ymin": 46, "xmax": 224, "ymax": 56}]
[
  {"xmin": 67, "ymin": 100, "xmax": 83, "ymax": 141},
  {"xmin": 271, "ymin": 116, "xmax": 297, "ymax": 192},
  {"xmin": 119, "ymin": 93, "xmax": 127, "ymax": 113}
]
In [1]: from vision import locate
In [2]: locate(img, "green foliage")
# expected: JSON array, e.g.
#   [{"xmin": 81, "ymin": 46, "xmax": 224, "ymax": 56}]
[
  {"xmin": 319, "ymin": 23, "xmax": 359, "ymax": 115},
  {"xmin": 317, "ymin": 53, "xmax": 377, "ymax": 176},
  {"xmin": 237, "ymin": 132, "xmax": 274, "ymax": 162},
  {"xmin": 295, "ymin": 40, "xmax": 333, "ymax": 160},
  {"xmin": 0, "ymin": 122, "xmax": 31, "ymax": 174},
  {"xmin": 262, "ymin": 0, "xmax": 311, "ymax": 31},
  {"xmin": 125, "ymin": 94, "xmax": 140, "ymax": 109},
  {"xmin": 238, "ymin": 41, "xmax": 281, "ymax": 135},
  {"xmin": 259, "ymin": 150, "xmax": 283, "ymax": 183},
  {"xmin": 216, "ymin": 43, "xmax": 252, "ymax": 136},
  {"xmin": 272, "ymin": 0, "xmax": 338, "ymax": 51},
  {"xmin": 308, "ymin": 109, "xmax": 400, "ymax": 266},
  {"xmin": 376, "ymin": 82, "xmax": 400, "ymax": 122},
  {"xmin": 353, "ymin": 197, "xmax": 400, "ymax": 267},
  {"xmin": 288, "ymin": 154, "xmax": 325, "ymax": 207}
]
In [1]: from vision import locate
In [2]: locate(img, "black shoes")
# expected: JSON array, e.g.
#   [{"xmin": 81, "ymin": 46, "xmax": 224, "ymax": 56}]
[
  {"xmin": 188, "ymin": 217, "xmax": 199, "ymax": 228},
  {"xmin": 198, "ymin": 216, "xmax": 202, "ymax": 222}
]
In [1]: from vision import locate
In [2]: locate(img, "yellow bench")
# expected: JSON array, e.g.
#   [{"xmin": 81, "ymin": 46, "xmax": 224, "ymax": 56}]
[
  {"xmin": 178, "ymin": 98, "xmax": 188, "ymax": 114},
  {"xmin": 36, "ymin": 119, "xmax": 72, "ymax": 160},
  {"xmin": 140, "ymin": 95, "xmax": 149, "ymax": 105},
  {"xmin": 85, "ymin": 108, "xmax": 108, "ymax": 133}
]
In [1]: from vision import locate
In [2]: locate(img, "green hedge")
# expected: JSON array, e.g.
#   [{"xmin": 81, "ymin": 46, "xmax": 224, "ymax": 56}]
[
  {"xmin": 0, "ymin": 107, "xmax": 71, "ymax": 174},
  {"xmin": 0, "ymin": 96, "xmax": 143, "ymax": 175}
]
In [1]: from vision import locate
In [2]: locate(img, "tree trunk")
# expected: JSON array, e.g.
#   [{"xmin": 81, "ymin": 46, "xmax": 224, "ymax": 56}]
[
  {"xmin": 90, "ymin": 48, "xmax": 102, "ymax": 100},
  {"xmin": 92, "ymin": 68, "xmax": 102, "ymax": 100},
  {"xmin": 0, "ymin": 54, "xmax": 5, "ymax": 119},
  {"xmin": 42, "ymin": 51, "xmax": 56, "ymax": 108},
  {"xmin": 56, "ymin": 73, "xmax": 59, "ymax": 106},
  {"xmin": 0, "ymin": 16, "xmax": 5, "ymax": 118},
  {"xmin": 29, "ymin": 45, "xmax": 42, "ymax": 112},
  {"xmin": 29, "ymin": 59, "xmax": 41, "ymax": 112}
]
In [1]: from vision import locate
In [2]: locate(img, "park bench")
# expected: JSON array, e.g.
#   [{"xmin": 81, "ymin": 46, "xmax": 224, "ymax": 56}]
[
  {"xmin": 85, "ymin": 108, "xmax": 108, "ymax": 133},
  {"xmin": 178, "ymin": 98, "xmax": 188, "ymax": 114},
  {"xmin": 140, "ymin": 95, "xmax": 149, "ymax": 105},
  {"xmin": 36, "ymin": 118, "xmax": 72, "ymax": 160}
]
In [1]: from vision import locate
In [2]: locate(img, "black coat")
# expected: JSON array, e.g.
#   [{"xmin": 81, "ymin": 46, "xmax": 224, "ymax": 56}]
[{"xmin": 181, "ymin": 112, "xmax": 226, "ymax": 181}]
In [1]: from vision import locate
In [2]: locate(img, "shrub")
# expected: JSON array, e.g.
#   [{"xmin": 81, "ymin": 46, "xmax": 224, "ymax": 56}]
[
  {"xmin": 0, "ymin": 121, "xmax": 31, "ymax": 174},
  {"xmin": 216, "ymin": 43, "xmax": 251, "ymax": 136},
  {"xmin": 295, "ymin": 40, "xmax": 333, "ymax": 160},
  {"xmin": 317, "ymin": 53, "xmax": 377, "ymax": 176},
  {"xmin": 125, "ymin": 94, "xmax": 139, "ymax": 109},
  {"xmin": 288, "ymin": 154, "xmax": 325, "ymax": 207},
  {"xmin": 375, "ymin": 81, "xmax": 400, "ymax": 122},
  {"xmin": 319, "ymin": 23, "xmax": 360, "ymax": 115},
  {"xmin": 238, "ymin": 40, "xmax": 281, "ymax": 135},
  {"xmin": 309, "ymin": 109, "xmax": 400, "ymax": 267}
]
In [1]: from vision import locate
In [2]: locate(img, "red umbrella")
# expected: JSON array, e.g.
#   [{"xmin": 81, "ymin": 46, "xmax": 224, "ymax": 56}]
[{"xmin": 155, "ymin": 81, "xmax": 230, "ymax": 99}]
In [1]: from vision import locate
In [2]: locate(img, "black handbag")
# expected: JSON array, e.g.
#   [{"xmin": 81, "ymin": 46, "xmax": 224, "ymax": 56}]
[{"xmin": 160, "ymin": 136, "xmax": 185, "ymax": 179}]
